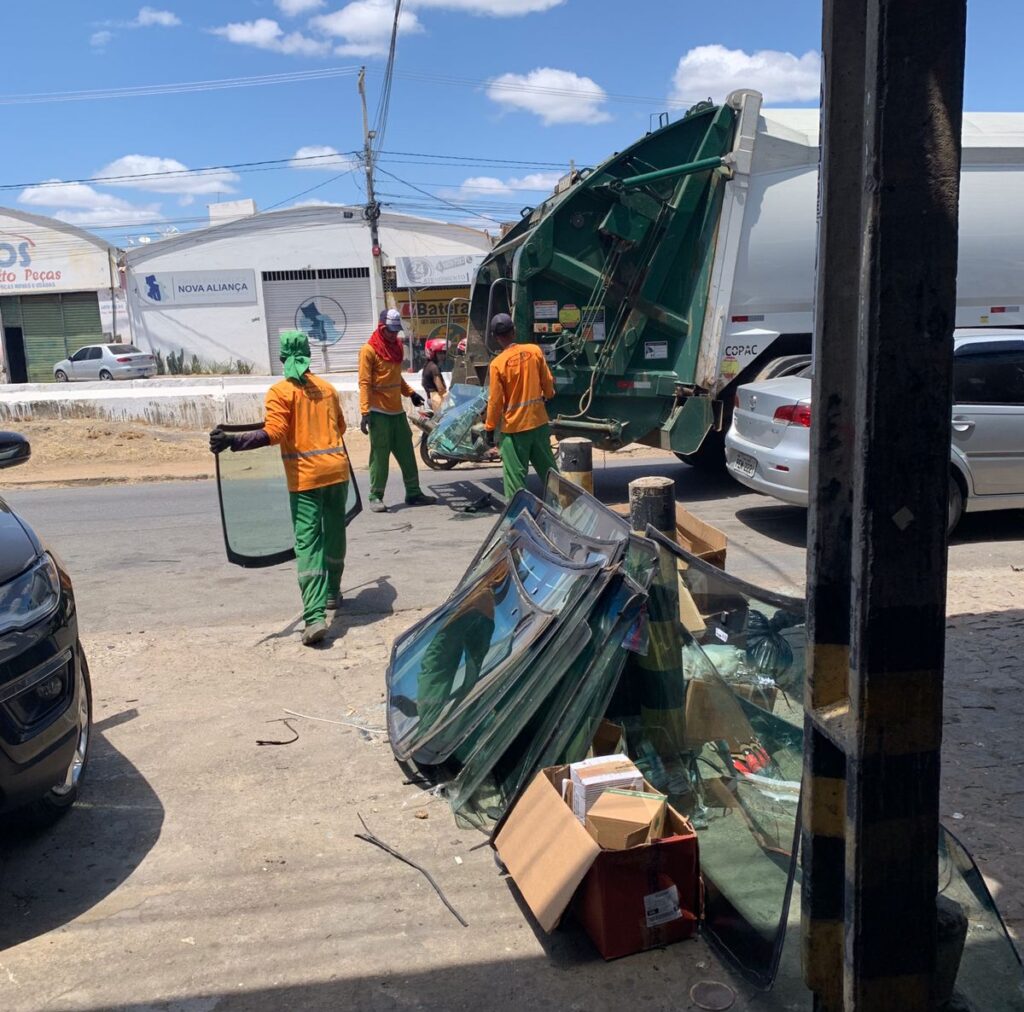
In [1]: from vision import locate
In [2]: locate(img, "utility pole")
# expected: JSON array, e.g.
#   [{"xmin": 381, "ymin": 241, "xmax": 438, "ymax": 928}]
[{"xmin": 358, "ymin": 66, "xmax": 386, "ymax": 315}]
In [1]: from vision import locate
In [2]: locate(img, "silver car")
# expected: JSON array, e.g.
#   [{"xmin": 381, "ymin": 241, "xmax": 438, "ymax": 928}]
[
  {"xmin": 53, "ymin": 344, "xmax": 156, "ymax": 382},
  {"xmin": 725, "ymin": 329, "xmax": 1024, "ymax": 533}
]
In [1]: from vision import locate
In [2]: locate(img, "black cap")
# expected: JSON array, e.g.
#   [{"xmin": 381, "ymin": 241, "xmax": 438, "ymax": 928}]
[{"xmin": 491, "ymin": 313, "xmax": 514, "ymax": 336}]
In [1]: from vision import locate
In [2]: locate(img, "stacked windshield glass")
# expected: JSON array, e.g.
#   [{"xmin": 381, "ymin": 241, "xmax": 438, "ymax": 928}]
[{"xmin": 385, "ymin": 473, "xmax": 1022, "ymax": 999}]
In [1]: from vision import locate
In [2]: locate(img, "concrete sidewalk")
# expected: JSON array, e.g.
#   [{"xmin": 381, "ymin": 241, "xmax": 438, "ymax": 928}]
[{"xmin": 0, "ymin": 371, "xmax": 439, "ymax": 429}]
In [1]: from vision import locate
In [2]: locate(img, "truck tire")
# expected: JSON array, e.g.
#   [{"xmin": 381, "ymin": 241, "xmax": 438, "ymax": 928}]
[{"xmin": 675, "ymin": 429, "xmax": 725, "ymax": 471}]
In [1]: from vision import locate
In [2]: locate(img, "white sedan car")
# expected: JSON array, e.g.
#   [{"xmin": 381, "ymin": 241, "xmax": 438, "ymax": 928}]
[
  {"xmin": 725, "ymin": 329, "xmax": 1024, "ymax": 533},
  {"xmin": 54, "ymin": 344, "xmax": 156, "ymax": 382}
]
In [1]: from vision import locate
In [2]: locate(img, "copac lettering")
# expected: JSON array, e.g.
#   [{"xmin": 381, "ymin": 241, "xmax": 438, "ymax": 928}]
[{"xmin": 725, "ymin": 344, "xmax": 759, "ymax": 357}]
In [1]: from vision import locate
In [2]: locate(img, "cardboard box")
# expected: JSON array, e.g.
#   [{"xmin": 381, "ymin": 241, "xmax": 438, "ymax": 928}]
[
  {"xmin": 494, "ymin": 765, "xmax": 701, "ymax": 959},
  {"xmin": 610, "ymin": 501, "xmax": 727, "ymax": 569},
  {"xmin": 586, "ymin": 789, "xmax": 667, "ymax": 850},
  {"xmin": 587, "ymin": 718, "xmax": 627, "ymax": 759},
  {"xmin": 569, "ymin": 755, "xmax": 644, "ymax": 823}
]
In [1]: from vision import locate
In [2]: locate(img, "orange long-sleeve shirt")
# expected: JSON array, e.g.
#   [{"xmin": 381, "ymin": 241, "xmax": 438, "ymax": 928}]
[
  {"xmin": 359, "ymin": 343, "xmax": 415, "ymax": 415},
  {"xmin": 264, "ymin": 373, "xmax": 350, "ymax": 493},
  {"xmin": 485, "ymin": 343, "xmax": 555, "ymax": 434}
]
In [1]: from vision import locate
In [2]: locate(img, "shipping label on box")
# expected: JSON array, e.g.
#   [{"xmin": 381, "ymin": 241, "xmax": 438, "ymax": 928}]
[{"xmin": 644, "ymin": 884, "xmax": 683, "ymax": 927}]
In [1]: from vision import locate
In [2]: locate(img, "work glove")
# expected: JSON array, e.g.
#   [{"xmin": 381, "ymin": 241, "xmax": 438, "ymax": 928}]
[
  {"xmin": 209, "ymin": 428, "xmax": 234, "ymax": 454},
  {"xmin": 360, "ymin": 414, "xmax": 370, "ymax": 435},
  {"xmin": 410, "ymin": 392, "xmax": 425, "ymax": 408},
  {"xmin": 484, "ymin": 429, "xmax": 496, "ymax": 448}
]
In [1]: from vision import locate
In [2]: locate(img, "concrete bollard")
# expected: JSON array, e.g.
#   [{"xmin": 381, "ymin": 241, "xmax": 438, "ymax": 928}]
[
  {"xmin": 628, "ymin": 476, "xmax": 685, "ymax": 759},
  {"xmin": 558, "ymin": 437, "xmax": 594, "ymax": 494}
]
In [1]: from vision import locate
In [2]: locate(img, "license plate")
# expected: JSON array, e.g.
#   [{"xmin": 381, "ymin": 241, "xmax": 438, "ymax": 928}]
[{"xmin": 734, "ymin": 452, "xmax": 757, "ymax": 478}]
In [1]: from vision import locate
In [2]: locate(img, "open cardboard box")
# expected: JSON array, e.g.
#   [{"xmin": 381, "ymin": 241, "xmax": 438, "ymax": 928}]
[
  {"xmin": 494, "ymin": 764, "xmax": 701, "ymax": 960},
  {"xmin": 609, "ymin": 501, "xmax": 727, "ymax": 570}
]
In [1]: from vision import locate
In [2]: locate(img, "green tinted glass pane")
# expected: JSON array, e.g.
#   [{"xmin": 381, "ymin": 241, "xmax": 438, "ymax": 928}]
[
  {"xmin": 426, "ymin": 383, "xmax": 489, "ymax": 458},
  {"xmin": 217, "ymin": 444, "xmax": 295, "ymax": 566},
  {"xmin": 543, "ymin": 470, "xmax": 631, "ymax": 541},
  {"xmin": 939, "ymin": 828, "xmax": 1024, "ymax": 1007},
  {"xmin": 216, "ymin": 428, "xmax": 360, "ymax": 568}
]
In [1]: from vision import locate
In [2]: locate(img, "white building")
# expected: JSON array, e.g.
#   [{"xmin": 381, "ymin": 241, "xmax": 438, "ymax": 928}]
[
  {"xmin": 0, "ymin": 208, "xmax": 126, "ymax": 383},
  {"xmin": 124, "ymin": 205, "xmax": 492, "ymax": 375}
]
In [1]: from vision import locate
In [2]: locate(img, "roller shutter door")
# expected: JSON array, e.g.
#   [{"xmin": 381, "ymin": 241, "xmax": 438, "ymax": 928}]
[
  {"xmin": 60, "ymin": 292, "xmax": 104, "ymax": 356},
  {"xmin": 262, "ymin": 268, "xmax": 374, "ymax": 374},
  {"xmin": 12, "ymin": 292, "xmax": 103, "ymax": 383}
]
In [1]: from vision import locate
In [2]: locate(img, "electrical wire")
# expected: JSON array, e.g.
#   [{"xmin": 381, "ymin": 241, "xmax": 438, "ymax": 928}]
[
  {"xmin": 372, "ymin": 0, "xmax": 404, "ymax": 158},
  {"xmin": 0, "ymin": 67, "xmax": 362, "ymax": 106},
  {"xmin": 374, "ymin": 165, "xmax": 504, "ymax": 224},
  {"xmin": 0, "ymin": 151, "xmax": 361, "ymax": 192}
]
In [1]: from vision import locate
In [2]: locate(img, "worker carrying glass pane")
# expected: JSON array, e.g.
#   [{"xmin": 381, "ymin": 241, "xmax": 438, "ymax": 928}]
[
  {"xmin": 208, "ymin": 330, "xmax": 351, "ymax": 647},
  {"xmin": 358, "ymin": 308, "xmax": 438, "ymax": 513},
  {"xmin": 484, "ymin": 313, "xmax": 559, "ymax": 499}
]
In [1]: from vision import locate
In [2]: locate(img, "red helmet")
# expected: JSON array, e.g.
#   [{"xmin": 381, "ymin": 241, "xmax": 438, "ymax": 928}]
[{"xmin": 425, "ymin": 338, "xmax": 447, "ymax": 358}]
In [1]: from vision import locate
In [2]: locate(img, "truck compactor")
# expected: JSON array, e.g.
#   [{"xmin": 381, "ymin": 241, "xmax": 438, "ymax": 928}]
[{"xmin": 456, "ymin": 90, "xmax": 1024, "ymax": 465}]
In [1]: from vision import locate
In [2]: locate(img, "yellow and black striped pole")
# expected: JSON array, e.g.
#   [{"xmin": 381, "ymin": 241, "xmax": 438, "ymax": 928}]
[
  {"xmin": 557, "ymin": 437, "xmax": 593, "ymax": 494},
  {"xmin": 628, "ymin": 476, "xmax": 684, "ymax": 754}
]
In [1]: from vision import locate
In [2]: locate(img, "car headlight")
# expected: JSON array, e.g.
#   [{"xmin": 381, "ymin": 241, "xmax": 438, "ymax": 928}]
[{"xmin": 0, "ymin": 554, "xmax": 61, "ymax": 635}]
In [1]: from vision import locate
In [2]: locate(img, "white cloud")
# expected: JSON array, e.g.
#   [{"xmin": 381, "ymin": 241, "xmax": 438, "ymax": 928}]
[
  {"xmin": 487, "ymin": 67, "xmax": 610, "ymax": 125},
  {"xmin": 18, "ymin": 181, "xmax": 161, "ymax": 226},
  {"xmin": 408, "ymin": 0, "xmax": 563, "ymax": 13},
  {"xmin": 93, "ymin": 155, "xmax": 241, "ymax": 196},
  {"xmin": 90, "ymin": 30, "xmax": 113, "ymax": 48},
  {"xmin": 311, "ymin": 0, "xmax": 423, "ymax": 57},
  {"xmin": 290, "ymin": 145, "xmax": 355, "ymax": 171},
  {"xmin": 446, "ymin": 171, "xmax": 562, "ymax": 198},
  {"xmin": 210, "ymin": 18, "xmax": 330, "ymax": 56},
  {"xmin": 276, "ymin": 0, "xmax": 325, "ymax": 14},
  {"xmin": 135, "ymin": 7, "xmax": 181, "ymax": 27},
  {"xmin": 670, "ymin": 45, "xmax": 821, "ymax": 105}
]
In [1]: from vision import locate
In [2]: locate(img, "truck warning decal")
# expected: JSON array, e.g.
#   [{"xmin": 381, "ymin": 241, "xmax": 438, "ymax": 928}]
[{"xmin": 644, "ymin": 341, "xmax": 668, "ymax": 360}]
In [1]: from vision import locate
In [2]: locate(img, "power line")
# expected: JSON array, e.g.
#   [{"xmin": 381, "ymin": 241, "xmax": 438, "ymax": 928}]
[
  {"xmin": 372, "ymin": 0, "xmax": 403, "ymax": 158},
  {"xmin": 374, "ymin": 166, "xmax": 506, "ymax": 224},
  {"xmin": 0, "ymin": 67, "xmax": 363, "ymax": 106},
  {"xmin": 0, "ymin": 151, "xmax": 361, "ymax": 192}
]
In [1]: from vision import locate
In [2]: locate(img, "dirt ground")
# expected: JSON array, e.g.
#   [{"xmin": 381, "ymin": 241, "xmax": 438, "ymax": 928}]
[{"xmin": 4, "ymin": 419, "xmax": 667, "ymax": 488}]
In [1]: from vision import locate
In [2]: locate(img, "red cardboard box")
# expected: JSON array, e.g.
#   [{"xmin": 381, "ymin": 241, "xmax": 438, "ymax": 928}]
[{"xmin": 494, "ymin": 764, "xmax": 701, "ymax": 960}]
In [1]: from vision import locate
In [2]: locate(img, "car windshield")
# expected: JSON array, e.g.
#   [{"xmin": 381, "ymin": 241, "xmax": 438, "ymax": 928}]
[{"xmin": 426, "ymin": 384, "xmax": 489, "ymax": 459}]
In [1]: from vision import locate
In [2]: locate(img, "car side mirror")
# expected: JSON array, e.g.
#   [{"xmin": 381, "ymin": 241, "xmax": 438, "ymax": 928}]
[{"xmin": 0, "ymin": 432, "xmax": 30, "ymax": 470}]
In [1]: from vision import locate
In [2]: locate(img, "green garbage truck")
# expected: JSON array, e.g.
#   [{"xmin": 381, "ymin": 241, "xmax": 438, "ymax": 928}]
[{"xmin": 455, "ymin": 89, "xmax": 1024, "ymax": 465}]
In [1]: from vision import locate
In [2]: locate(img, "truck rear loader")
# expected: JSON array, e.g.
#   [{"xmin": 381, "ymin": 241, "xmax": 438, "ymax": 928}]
[{"xmin": 456, "ymin": 90, "xmax": 1024, "ymax": 465}]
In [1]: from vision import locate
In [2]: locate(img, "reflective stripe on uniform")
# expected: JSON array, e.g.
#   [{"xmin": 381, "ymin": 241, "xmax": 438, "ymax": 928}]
[
  {"xmin": 281, "ymin": 445, "xmax": 346, "ymax": 460},
  {"xmin": 506, "ymin": 396, "xmax": 544, "ymax": 412}
]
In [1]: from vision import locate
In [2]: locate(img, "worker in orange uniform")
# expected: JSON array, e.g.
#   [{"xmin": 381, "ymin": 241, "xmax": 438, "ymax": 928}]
[
  {"xmin": 209, "ymin": 330, "xmax": 350, "ymax": 647},
  {"xmin": 484, "ymin": 312, "xmax": 558, "ymax": 499},
  {"xmin": 359, "ymin": 308, "xmax": 437, "ymax": 513}
]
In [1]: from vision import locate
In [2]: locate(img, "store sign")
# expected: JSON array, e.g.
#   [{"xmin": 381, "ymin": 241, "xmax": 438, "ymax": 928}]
[
  {"xmin": 395, "ymin": 287, "xmax": 470, "ymax": 343},
  {"xmin": 138, "ymin": 269, "xmax": 258, "ymax": 306},
  {"xmin": 0, "ymin": 215, "xmax": 113, "ymax": 295},
  {"xmin": 394, "ymin": 254, "xmax": 486, "ymax": 288}
]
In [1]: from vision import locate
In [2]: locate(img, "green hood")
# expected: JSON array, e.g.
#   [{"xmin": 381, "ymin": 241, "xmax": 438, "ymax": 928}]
[{"xmin": 279, "ymin": 330, "xmax": 311, "ymax": 384}]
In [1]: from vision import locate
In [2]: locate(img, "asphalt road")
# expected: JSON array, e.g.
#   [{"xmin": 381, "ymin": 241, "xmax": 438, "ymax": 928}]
[{"xmin": 5, "ymin": 455, "xmax": 1022, "ymax": 635}]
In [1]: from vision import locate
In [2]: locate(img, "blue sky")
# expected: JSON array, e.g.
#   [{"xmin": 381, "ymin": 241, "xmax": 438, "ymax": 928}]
[{"xmin": 1, "ymin": 1, "xmax": 1020, "ymax": 246}]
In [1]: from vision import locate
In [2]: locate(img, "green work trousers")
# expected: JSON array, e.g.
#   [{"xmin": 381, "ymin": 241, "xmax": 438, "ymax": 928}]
[
  {"xmin": 499, "ymin": 423, "xmax": 558, "ymax": 499},
  {"xmin": 290, "ymin": 480, "xmax": 348, "ymax": 626},
  {"xmin": 368, "ymin": 412, "xmax": 422, "ymax": 502}
]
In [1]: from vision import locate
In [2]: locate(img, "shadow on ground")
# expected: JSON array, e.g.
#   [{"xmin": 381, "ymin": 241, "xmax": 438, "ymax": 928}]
[
  {"xmin": 0, "ymin": 725, "xmax": 163, "ymax": 950},
  {"xmin": 734, "ymin": 504, "xmax": 809, "ymax": 549}
]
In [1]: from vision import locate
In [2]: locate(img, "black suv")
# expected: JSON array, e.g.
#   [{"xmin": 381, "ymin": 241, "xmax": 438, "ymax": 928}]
[{"xmin": 0, "ymin": 432, "xmax": 91, "ymax": 823}]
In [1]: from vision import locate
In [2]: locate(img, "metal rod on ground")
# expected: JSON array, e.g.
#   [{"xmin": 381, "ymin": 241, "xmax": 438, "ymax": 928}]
[
  {"xmin": 558, "ymin": 437, "xmax": 594, "ymax": 494},
  {"xmin": 628, "ymin": 477, "xmax": 684, "ymax": 758}
]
